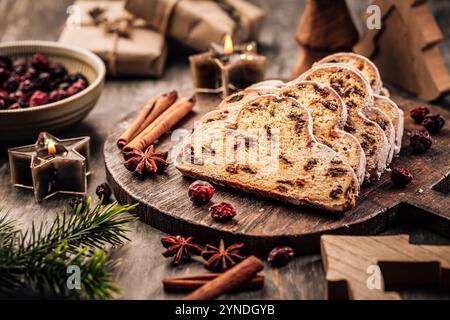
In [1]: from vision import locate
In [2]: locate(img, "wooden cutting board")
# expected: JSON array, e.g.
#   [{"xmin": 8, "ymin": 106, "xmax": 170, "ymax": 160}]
[{"xmin": 104, "ymin": 93, "xmax": 450, "ymax": 254}]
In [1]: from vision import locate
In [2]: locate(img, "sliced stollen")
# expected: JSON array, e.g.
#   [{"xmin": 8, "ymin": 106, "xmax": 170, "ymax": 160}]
[
  {"xmin": 298, "ymin": 63, "xmax": 390, "ymax": 181},
  {"xmin": 278, "ymin": 81, "xmax": 366, "ymax": 184},
  {"xmin": 374, "ymin": 95, "xmax": 404, "ymax": 155},
  {"xmin": 200, "ymin": 87, "xmax": 279, "ymax": 129},
  {"xmin": 176, "ymin": 95, "xmax": 360, "ymax": 213},
  {"xmin": 380, "ymin": 87, "xmax": 390, "ymax": 98},
  {"xmin": 363, "ymin": 105, "xmax": 396, "ymax": 165},
  {"xmin": 199, "ymin": 81, "xmax": 284, "ymax": 129},
  {"xmin": 316, "ymin": 53, "xmax": 397, "ymax": 164},
  {"xmin": 248, "ymin": 79, "xmax": 286, "ymax": 90},
  {"xmin": 316, "ymin": 52, "xmax": 383, "ymax": 94},
  {"xmin": 217, "ymin": 81, "xmax": 284, "ymax": 111}
]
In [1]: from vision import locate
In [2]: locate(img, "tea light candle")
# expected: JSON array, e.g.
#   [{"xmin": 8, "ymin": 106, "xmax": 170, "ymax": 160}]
[
  {"xmin": 189, "ymin": 35, "xmax": 266, "ymax": 97},
  {"xmin": 8, "ymin": 132, "xmax": 90, "ymax": 202}
]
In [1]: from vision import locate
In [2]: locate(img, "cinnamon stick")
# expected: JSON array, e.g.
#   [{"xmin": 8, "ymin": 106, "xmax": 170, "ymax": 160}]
[
  {"xmin": 163, "ymin": 273, "xmax": 264, "ymax": 292},
  {"xmin": 184, "ymin": 256, "xmax": 264, "ymax": 300},
  {"xmin": 124, "ymin": 95, "xmax": 196, "ymax": 152},
  {"xmin": 117, "ymin": 91, "xmax": 178, "ymax": 149}
]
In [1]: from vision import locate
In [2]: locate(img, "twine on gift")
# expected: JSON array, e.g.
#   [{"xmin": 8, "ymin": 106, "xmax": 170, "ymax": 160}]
[
  {"xmin": 213, "ymin": 0, "xmax": 241, "ymax": 27},
  {"xmin": 88, "ymin": 7, "xmax": 134, "ymax": 77},
  {"xmin": 104, "ymin": 17, "xmax": 133, "ymax": 77}
]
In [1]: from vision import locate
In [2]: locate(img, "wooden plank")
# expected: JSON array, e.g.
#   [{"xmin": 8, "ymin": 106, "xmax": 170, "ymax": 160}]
[{"xmin": 1, "ymin": 0, "xmax": 449, "ymax": 300}]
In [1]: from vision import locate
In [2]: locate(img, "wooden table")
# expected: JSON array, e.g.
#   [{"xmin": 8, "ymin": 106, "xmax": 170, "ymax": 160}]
[{"xmin": 1, "ymin": 0, "xmax": 449, "ymax": 300}]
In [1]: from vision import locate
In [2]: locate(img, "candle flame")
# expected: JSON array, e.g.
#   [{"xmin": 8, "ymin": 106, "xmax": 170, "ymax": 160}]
[
  {"xmin": 223, "ymin": 34, "xmax": 233, "ymax": 55},
  {"xmin": 47, "ymin": 140, "xmax": 56, "ymax": 155}
]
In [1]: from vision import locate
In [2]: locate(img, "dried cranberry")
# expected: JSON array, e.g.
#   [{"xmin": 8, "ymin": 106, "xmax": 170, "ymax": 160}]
[
  {"xmin": 49, "ymin": 62, "xmax": 68, "ymax": 78},
  {"xmin": 209, "ymin": 202, "xmax": 236, "ymax": 222},
  {"xmin": 63, "ymin": 73, "xmax": 89, "ymax": 86},
  {"xmin": 410, "ymin": 129, "xmax": 432, "ymax": 153},
  {"xmin": 19, "ymin": 79, "xmax": 37, "ymax": 94},
  {"xmin": 0, "ymin": 68, "xmax": 10, "ymax": 83},
  {"xmin": 18, "ymin": 100, "xmax": 29, "ymax": 108},
  {"xmin": 391, "ymin": 167, "xmax": 413, "ymax": 187},
  {"xmin": 7, "ymin": 102, "xmax": 20, "ymax": 110},
  {"xmin": 74, "ymin": 72, "xmax": 89, "ymax": 85},
  {"xmin": 30, "ymin": 53, "xmax": 49, "ymax": 70},
  {"xmin": 267, "ymin": 246, "xmax": 295, "ymax": 267},
  {"xmin": 188, "ymin": 180, "xmax": 215, "ymax": 205},
  {"xmin": 422, "ymin": 113, "xmax": 445, "ymax": 134},
  {"xmin": 0, "ymin": 89, "xmax": 8, "ymax": 100},
  {"xmin": 0, "ymin": 99, "xmax": 6, "ymax": 109},
  {"xmin": 13, "ymin": 58, "xmax": 28, "ymax": 75},
  {"xmin": 68, "ymin": 196, "xmax": 87, "ymax": 211},
  {"xmin": 29, "ymin": 90, "xmax": 49, "ymax": 107},
  {"xmin": 96, "ymin": 183, "xmax": 112, "ymax": 201},
  {"xmin": 58, "ymin": 82, "xmax": 71, "ymax": 90},
  {"xmin": 67, "ymin": 79, "xmax": 87, "ymax": 96},
  {"xmin": 3, "ymin": 76, "xmax": 20, "ymax": 92},
  {"xmin": 49, "ymin": 89, "xmax": 68, "ymax": 102},
  {"xmin": 23, "ymin": 67, "xmax": 38, "ymax": 80},
  {"xmin": 13, "ymin": 95, "xmax": 29, "ymax": 108},
  {"xmin": 9, "ymin": 90, "xmax": 27, "ymax": 104},
  {"xmin": 0, "ymin": 55, "xmax": 12, "ymax": 70},
  {"xmin": 67, "ymin": 85, "xmax": 80, "ymax": 96},
  {"xmin": 6, "ymin": 95, "xmax": 27, "ymax": 108},
  {"xmin": 410, "ymin": 106, "xmax": 430, "ymax": 124},
  {"xmin": 37, "ymin": 72, "xmax": 53, "ymax": 91}
]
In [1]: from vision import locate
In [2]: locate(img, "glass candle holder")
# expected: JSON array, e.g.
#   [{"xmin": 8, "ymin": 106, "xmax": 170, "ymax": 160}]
[
  {"xmin": 190, "ymin": 37, "xmax": 266, "ymax": 97},
  {"xmin": 8, "ymin": 132, "xmax": 90, "ymax": 202}
]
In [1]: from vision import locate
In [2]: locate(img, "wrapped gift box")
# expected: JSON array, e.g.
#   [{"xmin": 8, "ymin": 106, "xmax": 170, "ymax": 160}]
[
  {"xmin": 59, "ymin": 1, "xmax": 167, "ymax": 77},
  {"xmin": 125, "ymin": 0, "xmax": 267, "ymax": 51}
]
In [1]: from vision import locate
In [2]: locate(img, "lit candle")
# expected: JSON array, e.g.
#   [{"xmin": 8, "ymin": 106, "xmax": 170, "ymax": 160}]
[
  {"xmin": 223, "ymin": 34, "xmax": 234, "ymax": 56},
  {"xmin": 47, "ymin": 139, "xmax": 57, "ymax": 156},
  {"xmin": 8, "ymin": 132, "xmax": 90, "ymax": 202},
  {"xmin": 189, "ymin": 35, "xmax": 266, "ymax": 97}
]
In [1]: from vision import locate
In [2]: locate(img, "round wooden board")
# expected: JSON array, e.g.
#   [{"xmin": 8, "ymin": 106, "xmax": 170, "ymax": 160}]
[{"xmin": 104, "ymin": 93, "xmax": 450, "ymax": 254}]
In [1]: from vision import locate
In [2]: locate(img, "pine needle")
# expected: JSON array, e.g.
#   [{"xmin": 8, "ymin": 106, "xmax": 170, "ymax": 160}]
[{"xmin": 0, "ymin": 198, "xmax": 137, "ymax": 299}]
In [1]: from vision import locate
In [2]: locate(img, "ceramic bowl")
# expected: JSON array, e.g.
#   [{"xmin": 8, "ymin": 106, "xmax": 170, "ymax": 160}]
[{"xmin": 0, "ymin": 40, "xmax": 105, "ymax": 144}]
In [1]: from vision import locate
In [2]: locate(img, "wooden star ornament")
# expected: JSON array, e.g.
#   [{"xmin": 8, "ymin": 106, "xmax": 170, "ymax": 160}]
[{"xmin": 321, "ymin": 234, "xmax": 450, "ymax": 300}]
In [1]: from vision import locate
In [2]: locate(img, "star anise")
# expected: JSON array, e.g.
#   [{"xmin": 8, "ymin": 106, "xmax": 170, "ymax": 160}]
[
  {"xmin": 161, "ymin": 235, "xmax": 203, "ymax": 265},
  {"xmin": 202, "ymin": 239, "xmax": 245, "ymax": 272},
  {"xmin": 123, "ymin": 145, "xmax": 169, "ymax": 176}
]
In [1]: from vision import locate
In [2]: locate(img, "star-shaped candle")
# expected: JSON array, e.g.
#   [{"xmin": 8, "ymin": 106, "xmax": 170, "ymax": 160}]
[
  {"xmin": 8, "ymin": 132, "xmax": 90, "ymax": 202},
  {"xmin": 189, "ymin": 35, "xmax": 266, "ymax": 97}
]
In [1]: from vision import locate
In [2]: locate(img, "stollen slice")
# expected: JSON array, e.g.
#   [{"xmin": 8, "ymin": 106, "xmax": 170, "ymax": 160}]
[
  {"xmin": 363, "ymin": 104, "xmax": 396, "ymax": 165},
  {"xmin": 374, "ymin": 95, "xmax": 404, "ymax": 155},
  {"xmin": 380, "ymin": 87, "xmax": 390, "ymax": 98},
  {"xmin": 199, "ymin": 87, "xmax": 279, "ymax": 131},
  {"xmin": 217, "ymin": 82, "xmax": 283, "ymax": 111},
  {"xmin": 316, "ymin": 52, "xmax": 383, "ymax": 94},
  {"xmin": 176, "ymin": 95, "xmax": 360, "ymax": 213},
  {"xmin": 279, "ymin": 81, "xmax": 366, "ymax": 184},
  {"xmin": 316, "ymin": 53, "xmax": 398, "ymax": 163},
  {"xmin": 298, "ymin": 63, "xmax": 389, "ymax": 181}
]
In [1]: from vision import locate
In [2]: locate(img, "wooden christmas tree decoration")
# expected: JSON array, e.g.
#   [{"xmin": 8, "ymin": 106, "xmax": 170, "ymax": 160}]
[
  {"xmin": 292, "ymin": 0, "xmax": 359, "ymax": 77},
  {"xmin": 354, "ymin": 0, "xmax": 450, "ymax": 101},
  {"xmin": 321, "ymin": 234, "xmax": 450, "ymax": 300}
]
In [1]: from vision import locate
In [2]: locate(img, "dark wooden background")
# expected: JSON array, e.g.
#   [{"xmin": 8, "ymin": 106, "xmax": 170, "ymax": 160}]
[{"xmin": 0, "ymin": 0, "xmax": 449, "ymax": 300}]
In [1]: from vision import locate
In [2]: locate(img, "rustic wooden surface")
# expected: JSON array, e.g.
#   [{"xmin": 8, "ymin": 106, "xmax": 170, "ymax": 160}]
[
  {"xmin": 321, "ymin": 234, "xmax": 450, "ymax": 299},
  {"xmin": 1, "ymin": 0, "xmax": 450, "ymax": 300},
  {"xmin": 104, "ymin": 94, "xmax": 450, "ymax": 255}
]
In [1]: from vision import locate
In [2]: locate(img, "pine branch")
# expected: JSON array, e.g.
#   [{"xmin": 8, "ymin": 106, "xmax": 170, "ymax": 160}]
[
  {"xmin": 27, "ymin": 243, "xmax": 120, "ymax": 299},
  {"xmin": 0, "ymin": 199, "xmax": 138, "ymax": 299}
]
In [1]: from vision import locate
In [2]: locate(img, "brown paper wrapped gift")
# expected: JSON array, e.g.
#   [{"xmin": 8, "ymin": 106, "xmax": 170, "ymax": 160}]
[
  {"xmin": 59, "ymin": 1, "xmax": 167, "ymax": 77},
  {"xmin": 125, "ymin": 0, "xmax": 267, "ymax": 51}
]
